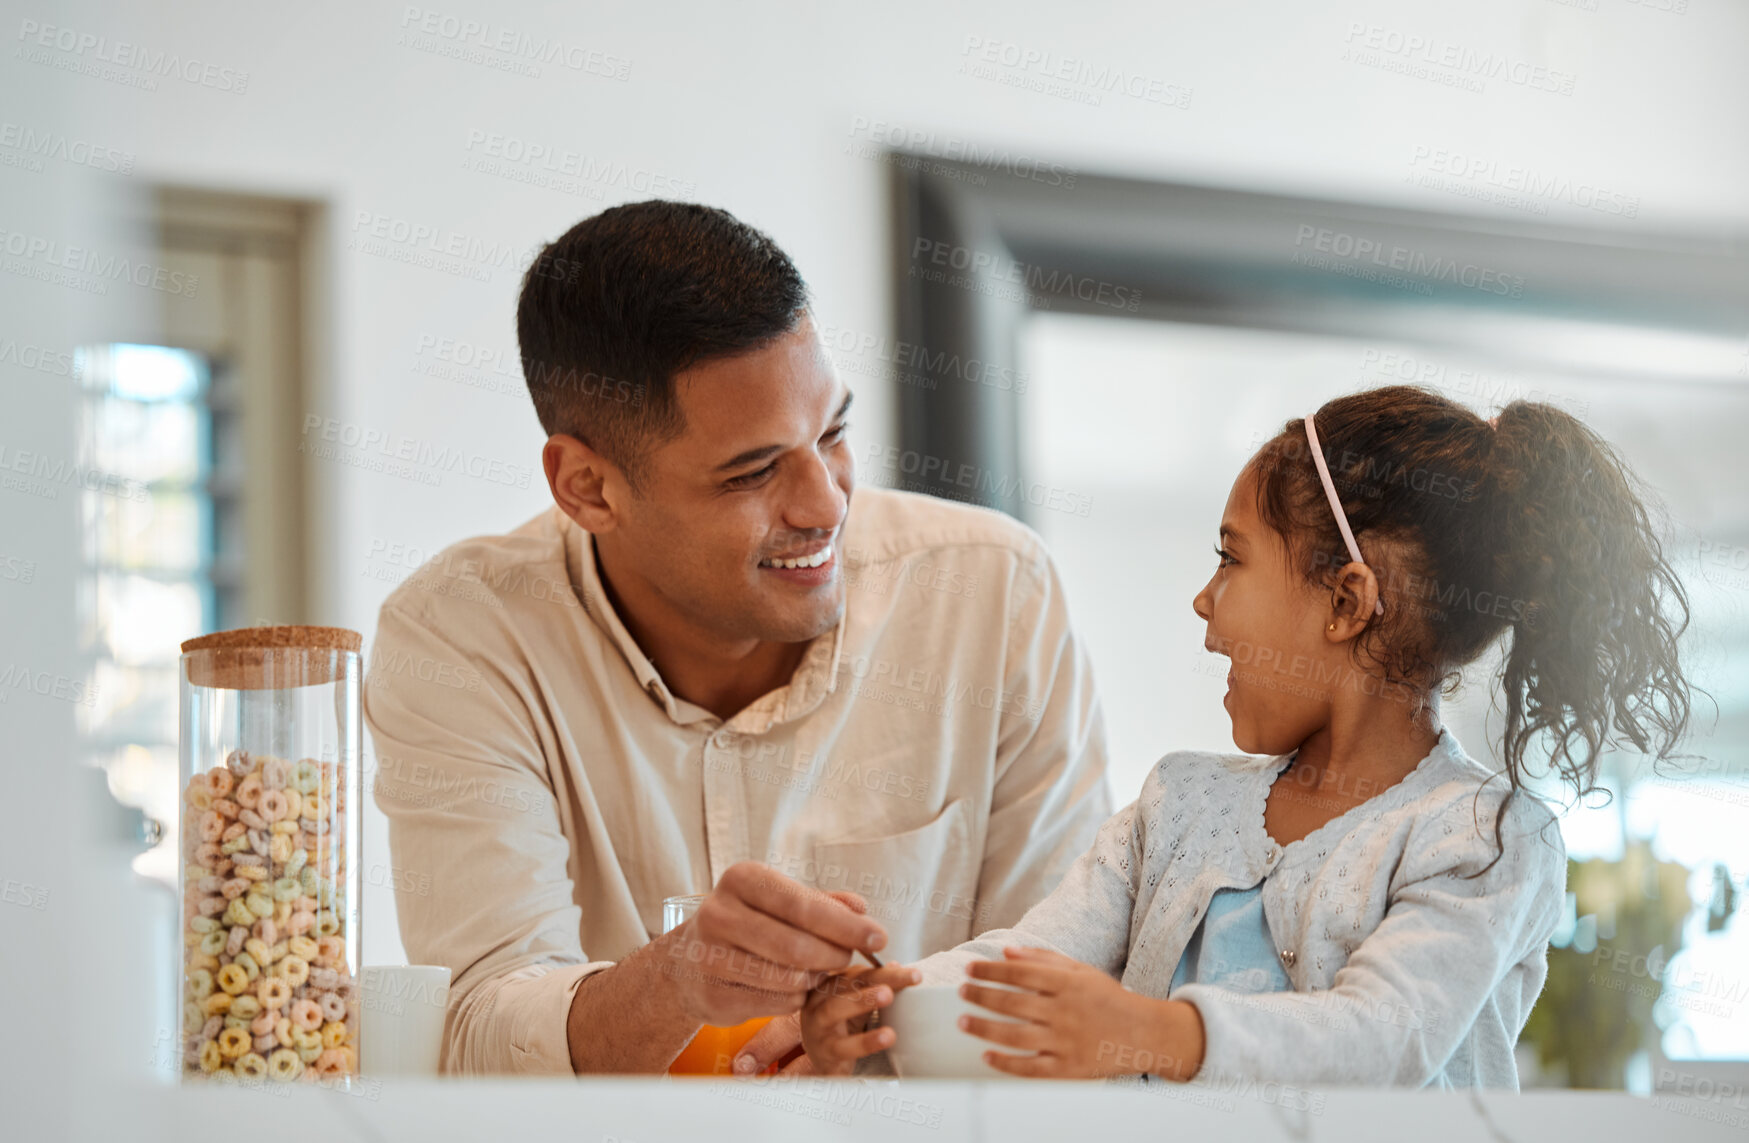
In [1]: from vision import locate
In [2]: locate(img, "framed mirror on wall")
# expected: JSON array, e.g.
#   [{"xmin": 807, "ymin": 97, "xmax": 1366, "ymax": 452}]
[{"xmin": 879, "ymin": 155, "xmax": 1749, "ymax": 1090}]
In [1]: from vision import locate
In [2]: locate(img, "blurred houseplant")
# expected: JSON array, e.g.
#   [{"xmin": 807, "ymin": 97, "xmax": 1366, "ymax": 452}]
[{"xmin": 1519, "ymin": 840, "xmax": 1695, "ymax": 1089}]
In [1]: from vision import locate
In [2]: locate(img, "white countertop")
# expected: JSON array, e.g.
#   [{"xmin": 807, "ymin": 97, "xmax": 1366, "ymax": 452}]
[{"xmin": 73, "ymin": 1077, "xmax": 1749, "ymax": 1143}]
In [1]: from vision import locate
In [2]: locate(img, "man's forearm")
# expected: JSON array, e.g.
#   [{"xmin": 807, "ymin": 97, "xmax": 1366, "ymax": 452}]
[{"xmin": 566, "ymin": 930, "xmax": 701, "ymax": 1073}]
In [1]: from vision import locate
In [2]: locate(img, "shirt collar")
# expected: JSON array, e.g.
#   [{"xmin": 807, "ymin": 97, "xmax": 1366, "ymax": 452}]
[{"xmin": 564, "ymin": 510, "xmax": 847, "ymax": 731}]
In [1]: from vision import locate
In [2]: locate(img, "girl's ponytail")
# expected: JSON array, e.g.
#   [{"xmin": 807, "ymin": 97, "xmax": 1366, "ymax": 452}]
[{"xmin": 1485, "ymin": 403, "xmax": 1694, "ymax": 796}]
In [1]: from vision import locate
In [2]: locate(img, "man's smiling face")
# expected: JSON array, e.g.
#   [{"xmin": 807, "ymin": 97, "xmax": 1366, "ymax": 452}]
[{"xmin": 603, "ymin": 314, "xmax": 855, "ymax": 646}]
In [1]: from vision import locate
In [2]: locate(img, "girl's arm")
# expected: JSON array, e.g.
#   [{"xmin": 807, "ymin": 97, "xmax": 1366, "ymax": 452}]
[
  {"xmin": 835, "ymin": 784, "xmax": 1148, "ymax": 1077},
  {"xmin": 911, "ymin": 765, "xmax": 1160, "ymax": 987},
  {"xmin": 1171, "ymin": 792, "xmax": 1568, "ymax": 1088}
]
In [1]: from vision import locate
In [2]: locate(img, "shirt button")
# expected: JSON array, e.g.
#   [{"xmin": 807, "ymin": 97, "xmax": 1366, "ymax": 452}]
[
  {"xmin": 1280, "ymin": 949, "xmax": 1296, "ymax": 967},
  {"xmin": 710, "ymin": 730, "xmax": 734, "ymax": 749}
]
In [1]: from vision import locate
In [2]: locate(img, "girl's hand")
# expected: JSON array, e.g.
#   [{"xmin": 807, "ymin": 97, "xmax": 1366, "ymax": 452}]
[
  {"xmin": 800, "ymin": 962, "xmax": 922, "ymax": 1076},
  {"xmin": 959, "ymin": 946, "xmax": 1202, "ymax": 1080}
]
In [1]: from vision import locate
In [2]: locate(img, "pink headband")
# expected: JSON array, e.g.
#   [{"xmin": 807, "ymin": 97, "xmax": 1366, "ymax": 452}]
[{"xmin": 1303, "ymin": 414, "xmax": 1385, "ymax": 617}]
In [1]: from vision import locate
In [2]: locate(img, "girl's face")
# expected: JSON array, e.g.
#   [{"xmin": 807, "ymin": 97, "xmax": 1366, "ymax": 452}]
[{"xmin": 1192, "ymin": 466, "xmax": 1343, "ymax": 755}]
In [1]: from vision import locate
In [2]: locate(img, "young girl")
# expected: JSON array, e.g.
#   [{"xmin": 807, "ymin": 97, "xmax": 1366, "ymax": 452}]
[{"xmin": 800, "ymin": 386, "xmax": 1693, "ymax": 1089}]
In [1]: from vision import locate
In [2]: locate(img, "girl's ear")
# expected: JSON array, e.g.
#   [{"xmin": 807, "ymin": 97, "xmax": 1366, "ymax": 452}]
[{"xmin": 1326, "ymin": 561, "xmax": 1380, "ymax": 637}]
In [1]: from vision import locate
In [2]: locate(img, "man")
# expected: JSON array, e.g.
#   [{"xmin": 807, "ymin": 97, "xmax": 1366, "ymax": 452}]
[{"xmin": 364, "ymin": 200, "xmax": 1111, "ymax": 1075}]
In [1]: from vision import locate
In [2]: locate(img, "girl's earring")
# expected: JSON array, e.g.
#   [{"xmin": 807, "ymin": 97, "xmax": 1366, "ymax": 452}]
[{"xmin": 1327, "ymin": 622, "xmax": 1337, "ymax": 632}]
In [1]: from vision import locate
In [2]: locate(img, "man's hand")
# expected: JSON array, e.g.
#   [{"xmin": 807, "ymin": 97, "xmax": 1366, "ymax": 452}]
[
  {"xmin": 659, "ymin": 863, "xmax": 889, "ymax": 1029},
  {"xmin": 730, "ymin": 891, "xmax": 878, "ymax": 1075},
  {"xmin": 957, "ymin": 946, "xmax": 1204, "ymax": 1080},
  {"xmin": 731, "ymin": 1013, "xmax": 806, "ymax": 1076}
]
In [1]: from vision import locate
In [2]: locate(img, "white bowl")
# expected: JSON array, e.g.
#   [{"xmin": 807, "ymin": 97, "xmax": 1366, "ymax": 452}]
[{"xmin": 882, "ymin": 982, "xmax": 1037, "ymax": 1079}]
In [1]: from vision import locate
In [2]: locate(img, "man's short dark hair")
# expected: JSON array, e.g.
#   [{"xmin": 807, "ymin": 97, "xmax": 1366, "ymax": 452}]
[{"xmin": 516, "ymin": 200, "xmax": 811, "ymax": 489}]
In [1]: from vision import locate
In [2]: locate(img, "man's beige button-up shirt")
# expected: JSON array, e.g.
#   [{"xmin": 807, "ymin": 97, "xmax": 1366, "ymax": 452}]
[{"xmin": 363, "ymin": 486, "xmax": 1112, "ymax": 1074}]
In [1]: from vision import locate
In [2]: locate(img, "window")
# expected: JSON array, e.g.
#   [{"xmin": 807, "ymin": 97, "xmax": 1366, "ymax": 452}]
[
  {"xmin": 76, "ymin": 344, "xmax": 221, "ymax": 886},
  {"xmin": 80, "ymin": 189, "xmax": 318, "ymax": 888}
]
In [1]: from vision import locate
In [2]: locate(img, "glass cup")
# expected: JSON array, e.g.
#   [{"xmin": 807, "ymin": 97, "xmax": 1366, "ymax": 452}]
[{"xmin": 662, "ymin": 892, "xmax": 779, "ymax": 1076}]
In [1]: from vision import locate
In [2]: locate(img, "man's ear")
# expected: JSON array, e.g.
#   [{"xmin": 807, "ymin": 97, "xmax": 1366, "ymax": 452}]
[{"xmin": 544, "ymin": 434, "xmax": 623, "ymax": 533}]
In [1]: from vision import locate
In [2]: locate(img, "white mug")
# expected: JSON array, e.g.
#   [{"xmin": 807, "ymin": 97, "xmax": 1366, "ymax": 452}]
[
  {"xmin": 882, "ymin": 982, "xmax": 1035, "ymax": 1079},
  {"xmin": 361, "ymin": 965, "xmax": 451, "ymax": 1077}
]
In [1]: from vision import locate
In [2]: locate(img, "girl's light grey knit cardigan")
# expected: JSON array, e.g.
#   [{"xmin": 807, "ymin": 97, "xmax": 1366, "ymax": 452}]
[{"xmin": 911, "ymin": 729, "xmax": 1568, "ymax": 1089}]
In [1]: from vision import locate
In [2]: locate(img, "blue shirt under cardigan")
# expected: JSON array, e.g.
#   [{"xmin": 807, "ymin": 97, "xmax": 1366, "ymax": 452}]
[{"xmin": 1168, "ymin": 879, "xmax": 1292, "ymax": 995}]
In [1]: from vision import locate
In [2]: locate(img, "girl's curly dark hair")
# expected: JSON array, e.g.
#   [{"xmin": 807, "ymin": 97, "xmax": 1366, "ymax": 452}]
[{"xmin": 1248, "ymin": 385, "xmax": 1693, "ymax": 874}]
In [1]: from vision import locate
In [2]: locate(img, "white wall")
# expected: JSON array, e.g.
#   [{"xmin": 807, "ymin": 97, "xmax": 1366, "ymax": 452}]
[
  {"xmin": 17, "ymin": 0, "xmax": 1748, "ymax": 966},
  {"xmin": 2, "ymin": 0, "xmax": 170, "ymax": 1125}
]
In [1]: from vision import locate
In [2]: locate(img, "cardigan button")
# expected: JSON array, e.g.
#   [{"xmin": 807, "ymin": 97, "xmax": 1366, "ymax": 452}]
[{"xmin": 1280, "ymin": 949, "xmax": 1296, "ymax": 967}]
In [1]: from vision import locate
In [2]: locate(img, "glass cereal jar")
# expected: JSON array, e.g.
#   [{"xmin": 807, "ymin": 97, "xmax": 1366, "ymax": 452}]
[{"xmin": 178, "ymin": 626, "xmax": 362, "ymax": 1089}]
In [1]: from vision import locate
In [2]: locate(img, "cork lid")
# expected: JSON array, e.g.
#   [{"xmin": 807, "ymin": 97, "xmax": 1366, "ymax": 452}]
[{"xmin": 181, "ymin": 625, "xmax": 362, "ymax": 689}]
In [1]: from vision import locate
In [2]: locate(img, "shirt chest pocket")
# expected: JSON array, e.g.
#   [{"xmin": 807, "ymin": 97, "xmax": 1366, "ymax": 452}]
[{"xmin": 812, "ymin": 797, "xmax": 977, "ymax": 963}]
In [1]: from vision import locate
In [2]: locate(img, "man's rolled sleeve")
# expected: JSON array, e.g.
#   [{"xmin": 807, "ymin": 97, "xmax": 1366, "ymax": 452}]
[
  {"xmin": 364, "ymin": 599, "xmax": 612, "ymax": 1075},
  {"xmin": 481, "ymin": 962, "xmax": 606, "ymax": 1075}
]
